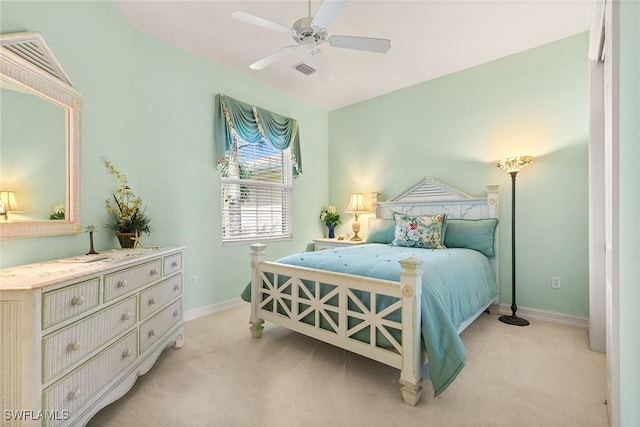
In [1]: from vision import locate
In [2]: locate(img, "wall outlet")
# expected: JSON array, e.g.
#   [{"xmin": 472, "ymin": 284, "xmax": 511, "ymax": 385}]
[
  {"xmin": 551, "ymin": 276, "xmax": 561, "ymax": 289},
  {"xmin": 190, "ymin": 276, "xmax": 198, "ymax": 287}
]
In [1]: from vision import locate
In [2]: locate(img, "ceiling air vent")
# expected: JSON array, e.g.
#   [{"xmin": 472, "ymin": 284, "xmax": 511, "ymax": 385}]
[{"xmin": 293, "ymin": 62, "xmax": 316, "ymax": 76}]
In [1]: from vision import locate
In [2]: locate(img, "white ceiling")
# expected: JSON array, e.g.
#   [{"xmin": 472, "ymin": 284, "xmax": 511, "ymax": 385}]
[{"xmin": 113, "ymin": 0, "xmax": 593, "ymax": 111}]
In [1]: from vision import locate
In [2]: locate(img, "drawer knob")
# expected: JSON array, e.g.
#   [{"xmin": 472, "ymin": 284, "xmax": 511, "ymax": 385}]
[
  {"xmin": 68, "ymin": 387, "xmax": 82, "ymax": 400},
  {"xmin": 149, "ymin": 297, "xmax": 157, "ymax": 305},
  {"xmin": 68, "ymin": 341, "xmax": 81, "ymax": 351},
  {"xmin": 71, "ymin": 296, "xmax": 84, "ymax": 306},
  {"xmin": 122, "ymin": 349, "xmax": 132, "ymax": 358},
  {"xmin": 171, "ymin": 261, "xmax": 178, "ymax": 267},
  {"xmin": 173, "ymin": 310, "xmax": 180, "ymax": 318},
  {"xmin": 173, "ymin": 283, "xmax": 180, "ymax": 291},
  {"xmin": 148, "ymin": 329, "xmax": 156, "ymax": 337},
  {"xmin": 150, "ymin": 268, "xmax": 158, "ymax": 276},
  {"xmin": 117, "ymin": 279, "xmax": 127, "ymax": 288},
  {"xmin": 121, "ymin": 312, "xmax": 131, "ymax": 321}
]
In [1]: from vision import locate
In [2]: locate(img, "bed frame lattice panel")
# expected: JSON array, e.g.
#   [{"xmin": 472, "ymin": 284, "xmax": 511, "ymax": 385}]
[{"xmin": 259, "ymin": 263, "xmax": 403, "ymax": 368}]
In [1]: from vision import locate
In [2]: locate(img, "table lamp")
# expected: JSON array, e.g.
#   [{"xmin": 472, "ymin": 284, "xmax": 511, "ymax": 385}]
[{"xmin": 345, "ymin": 192, "xmax": 371, "ymax": 241}]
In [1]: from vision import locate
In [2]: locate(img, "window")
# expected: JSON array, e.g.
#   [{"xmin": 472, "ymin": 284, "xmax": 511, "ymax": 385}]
[
  {"xmin": 215, "ymin": 94, "xmax": 301, "ymax": 243},
  {"xmin": 220, "ymin": 133, "xmax": 292, "ymax": 243}
]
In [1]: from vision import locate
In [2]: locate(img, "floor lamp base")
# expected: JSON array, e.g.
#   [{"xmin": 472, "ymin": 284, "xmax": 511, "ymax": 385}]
[{"xmin": 499, "ymin": 314, "xmax": 530, "ymax": 327}]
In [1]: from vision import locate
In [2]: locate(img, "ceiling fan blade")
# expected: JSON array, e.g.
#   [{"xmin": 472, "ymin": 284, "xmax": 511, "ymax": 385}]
[
  {"xmin": 231, "ymin": 11, "xmax": 294, "ymax": 35},
  {"xmin": 312, "ymin": 0, "xmax": 348, "ymax": 29},
  {"xmin": 311, "ymin": 49, "xmax": 335, "ymax": 81},
  {"xmin": 328, "ymin": 35, "xmax": 391, "ymax": 54},
  {"xmin": 249, "ymin": 45, "xmax": 298, "ymax": 70}
]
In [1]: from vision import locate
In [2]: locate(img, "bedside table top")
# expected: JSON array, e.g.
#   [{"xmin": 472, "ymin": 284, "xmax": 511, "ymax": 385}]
[{"xmin": 313, "ymin": 238, "xmax": 365, "ymax": 246}]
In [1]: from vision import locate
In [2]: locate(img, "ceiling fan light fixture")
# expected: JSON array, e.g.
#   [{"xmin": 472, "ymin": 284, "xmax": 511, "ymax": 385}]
[{"xmin": 301, "ymin": 35, "xmax": 317, "ymax": 49}]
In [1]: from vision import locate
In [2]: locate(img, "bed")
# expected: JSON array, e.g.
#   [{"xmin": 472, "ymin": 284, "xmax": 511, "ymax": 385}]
[{"xmin": 244, "ymin": 178, "xmax": 500, "ymax": 405}]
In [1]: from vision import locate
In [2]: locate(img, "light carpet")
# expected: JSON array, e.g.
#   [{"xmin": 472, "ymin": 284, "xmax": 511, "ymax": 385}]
[{"xmin": 88, "ymin": 304, "xmax": 608, "ymax": 427}]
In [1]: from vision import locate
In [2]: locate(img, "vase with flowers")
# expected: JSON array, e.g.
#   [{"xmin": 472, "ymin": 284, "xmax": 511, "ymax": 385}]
[
  {"xmin": 49, "ymin": 204, "xmax": 65, "ymax": 220},
  {"xmin": 320, "ymin": 205, "xmax": 341, "ymax": 238},
  {"xmin": 104, "ymin": 159, "xmax": 151, "ymax": 248}
]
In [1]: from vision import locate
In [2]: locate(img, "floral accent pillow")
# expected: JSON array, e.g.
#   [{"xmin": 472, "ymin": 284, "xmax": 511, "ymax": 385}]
[{"xmin": 392, "ymin": 213, "xmax": 446, "ymax": 249}]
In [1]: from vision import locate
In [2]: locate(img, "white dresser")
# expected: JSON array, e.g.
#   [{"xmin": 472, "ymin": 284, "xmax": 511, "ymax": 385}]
[{"xmin": 0, "ymin": 247, "xmax": 185, "ymax": 427}]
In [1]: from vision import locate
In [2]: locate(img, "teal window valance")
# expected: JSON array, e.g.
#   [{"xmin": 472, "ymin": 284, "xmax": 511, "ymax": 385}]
[{"xmin": 214, "ymin": 94, "xmax": 302, "ymax": 177}]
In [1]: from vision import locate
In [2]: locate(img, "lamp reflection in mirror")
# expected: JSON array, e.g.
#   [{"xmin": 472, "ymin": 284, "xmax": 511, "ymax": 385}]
[
  {"xmin": 345, "ymin": 192, "xmax": 371, "ymax": 241},
  {"xmin": 0, "ymin": 190, "xmax": 23, "ymax": 221},
  {"xmin": 494, "ymin": 155, "xmax": 533, "ymax": 326}
]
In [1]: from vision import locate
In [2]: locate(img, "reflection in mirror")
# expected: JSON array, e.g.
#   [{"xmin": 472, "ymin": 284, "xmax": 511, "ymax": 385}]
[
  {"xmin": 0, "ymin": 32, "xmax": 82, "ymax": 239},
  {"xmin": 1, "ymin": 79, "xmax": 66, "ymax": 221}
]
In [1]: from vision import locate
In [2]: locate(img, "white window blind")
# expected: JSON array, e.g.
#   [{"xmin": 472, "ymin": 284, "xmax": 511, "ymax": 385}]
[{"xmin": 221, "ymin": 136, "xmax": 292, "ymax": 243}]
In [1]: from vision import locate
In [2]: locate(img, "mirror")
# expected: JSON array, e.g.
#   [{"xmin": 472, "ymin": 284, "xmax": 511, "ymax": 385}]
[{"xmin": 0, "ymin": 32, "xmax": 82, "ymax": 239}]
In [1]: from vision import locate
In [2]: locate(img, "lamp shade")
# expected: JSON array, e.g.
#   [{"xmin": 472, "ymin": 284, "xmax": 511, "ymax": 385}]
[
  {"xmin": 0, "ymin": 190, "xmax": 23, "ymax": 212},
  {"xmin": 494, "ymin": 156, "xmax": 534, "ymax": 173},
  {"xmin": 345, "ymin": 193, "xmax": 371, "ymax": 214}
]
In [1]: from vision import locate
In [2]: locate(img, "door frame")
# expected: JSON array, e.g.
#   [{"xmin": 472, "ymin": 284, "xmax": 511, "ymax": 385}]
[{"xmin": 588, "ymin": 1, "xmax": 619, "ymax": 425}]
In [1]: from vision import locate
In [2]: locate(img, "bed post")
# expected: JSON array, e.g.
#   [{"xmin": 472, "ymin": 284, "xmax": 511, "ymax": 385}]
[
  {"xmin": 486, "ymin": 184, "xmax": 501, "ymax": 314},
  {"xmin": 398, "ymin": 257, "xmax": 424, "ymax": 406},
  {"xmin": 249, "ymin": 243, "xmax": 266, "ymax": 338}
]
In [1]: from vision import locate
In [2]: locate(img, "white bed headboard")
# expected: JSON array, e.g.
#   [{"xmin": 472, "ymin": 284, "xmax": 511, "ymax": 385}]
[
  {"xmin": 374, "ymin": 177, "xmax": 500, "ymax": 285},
  {"xmin": 375, "ymin": 177, "xmax": 499, "ymax": 220}
]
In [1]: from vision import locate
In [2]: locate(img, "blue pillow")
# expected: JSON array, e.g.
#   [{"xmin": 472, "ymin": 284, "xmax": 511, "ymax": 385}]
[
  {"xmin": 443, "ymin": 218, "xmax": 499, "ymax": 257},
  {"xmin": 365, "ymin": 218, "xmax": 395, "ymax": 244}
]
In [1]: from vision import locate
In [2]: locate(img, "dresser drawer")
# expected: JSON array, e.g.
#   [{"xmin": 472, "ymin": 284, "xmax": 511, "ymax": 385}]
[
  {"xmin": 140, "ymin": 299, "xmax": 182, "ymax": 353},
  {"xmin": 163, "ymin": 252, "xmax": 183, "ymax": 276},
  {"xmin": 104, "ymin": 259, "xmax": 162, "ymax": 302},
  {"xmin": 42, "ymin": 278, "xmax": 100, "ymax": 329},
  {"xmin": 43, "ymin": 331, "xmax": 137, "ymax": 427},
  {"xmin": 42, "ymin": 296, "xmax": 137, "ymax": 383},
  {"xmin": 139, "ymin": 274, "xmax": 182, "ymax": 320}
]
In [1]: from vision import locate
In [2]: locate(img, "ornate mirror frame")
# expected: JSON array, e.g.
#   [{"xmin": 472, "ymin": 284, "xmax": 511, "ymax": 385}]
[{"xmin": 0, "ymin": 32, "xmax": 82, "ymax": 239}]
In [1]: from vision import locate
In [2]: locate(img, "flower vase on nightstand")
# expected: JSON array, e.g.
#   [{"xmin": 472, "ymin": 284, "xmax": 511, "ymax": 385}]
[
  {"xmin": 327, "ymin": 224, "xmax": 336, "ymax": 239},
  {"xmin": 320, "ymin": 205, "xmax": 341, "ymax": 239}
]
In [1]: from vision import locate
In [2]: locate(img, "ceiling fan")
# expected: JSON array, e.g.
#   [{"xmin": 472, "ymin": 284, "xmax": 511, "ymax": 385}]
[{"xmin": 231, "ymin": 0, "xmax": 391, "ymax": 81}]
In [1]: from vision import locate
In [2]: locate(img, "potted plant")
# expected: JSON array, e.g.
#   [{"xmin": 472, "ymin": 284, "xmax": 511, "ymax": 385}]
[
  {"xmin": 49, "ymin": 204, "xmax": 65, "ymax": 220},
  {"xmin": 104, "ymin": 159, "xmax": 151, "ymax": 248},
  {"xmin": 320, "ymin": 205, "xmax": 341, "ymax": 238}
]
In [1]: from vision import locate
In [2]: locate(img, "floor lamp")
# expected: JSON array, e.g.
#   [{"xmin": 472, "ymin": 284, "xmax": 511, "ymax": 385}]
[{"xmin": 495, "ymin": 155, "xmax": 533, "ymax": 326}]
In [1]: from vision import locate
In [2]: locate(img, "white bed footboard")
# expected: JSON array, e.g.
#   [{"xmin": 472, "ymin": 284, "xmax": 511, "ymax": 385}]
[{"xmin": 249, "ymin": 243, "xmax": 425, "ymax": 405}]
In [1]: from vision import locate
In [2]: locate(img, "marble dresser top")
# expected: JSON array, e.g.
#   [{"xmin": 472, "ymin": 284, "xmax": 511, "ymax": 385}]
[{"xmin": 0, "ymin": 247, "xmax": 181, "ymax": 290}]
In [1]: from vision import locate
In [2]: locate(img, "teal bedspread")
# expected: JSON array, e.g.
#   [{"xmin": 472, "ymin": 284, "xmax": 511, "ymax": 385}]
[{"xmin": 241, "ymin": 243, "xmax": 497, "ymax": 395}]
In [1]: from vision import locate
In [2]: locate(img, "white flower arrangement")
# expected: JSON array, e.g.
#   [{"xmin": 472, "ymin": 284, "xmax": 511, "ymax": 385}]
[
  {"xmin": 319, "ymin": 205, "xmax": 341, "ymax": 226},
  {"xmin": 49, "ymin": 204, "xmax": 65, "ymax": 220}
]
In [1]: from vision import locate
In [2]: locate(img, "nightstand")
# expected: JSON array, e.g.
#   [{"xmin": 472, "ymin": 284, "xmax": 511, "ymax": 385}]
[{"xmin": 313, "ymin": 238, "xmax": 365, "ymax": 251}]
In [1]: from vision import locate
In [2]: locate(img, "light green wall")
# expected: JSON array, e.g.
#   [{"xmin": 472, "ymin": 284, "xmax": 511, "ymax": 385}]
[
  {"xmin": 0, "ymin": 1, "xmax": 329, "ymax": 309},
  {"xmin": 618, "ymin": 1, "xmax": 640, "ymax": 424},
  {"xmin": 328, "ymin": 33, "xmax": 590, "ymax": 317}
]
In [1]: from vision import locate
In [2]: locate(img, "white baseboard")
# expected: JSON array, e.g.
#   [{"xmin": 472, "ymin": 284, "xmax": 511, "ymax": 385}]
[
  {"xmin": 184, "ymin": 297, "xmax": 245, "ymax": 322},
  {"xmin": 184, "ymin": 298, "xmax": 588, "ymax": 329},
  {"xmin": 498, "ymin": 303, "xmax": 588, "ymax": 329}
]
